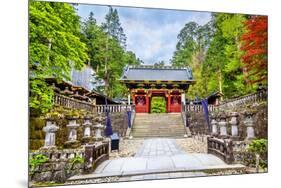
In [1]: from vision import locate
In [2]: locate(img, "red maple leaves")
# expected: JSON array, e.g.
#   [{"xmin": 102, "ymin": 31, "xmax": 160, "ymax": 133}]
[{"xmin": 241, "ymin": 16, "xmax": 268, "ymax": 84}]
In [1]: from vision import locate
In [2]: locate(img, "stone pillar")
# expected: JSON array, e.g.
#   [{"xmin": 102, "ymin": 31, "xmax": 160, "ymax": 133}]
[
  {"xmin": 128, "ymin": 93, "xmax": 131, "ymax": 105},
  {"xmin": 64, "ymin": 117, "xmax": 80, "ymax": 148},
  {"xmin": 229, "ymin": 112, "xmax": 239, "ymax": 138},
  {"xmin": 181, "ymin": 93, "xmax": 186, "ymax": 105},
  {"xmin": 218, "ymin": 113, "xmax": 228, "ymax": 137},
  {"xmin": 42, "ymin": 119, "xmax": 59, "ymax": 148},
  {"xmin": 243, "ymin": 111, "xmax": 256, "ymax": 140},
  {"xmin": 210, "ymin": 114, "xmax": 218, "ymax": 136}
]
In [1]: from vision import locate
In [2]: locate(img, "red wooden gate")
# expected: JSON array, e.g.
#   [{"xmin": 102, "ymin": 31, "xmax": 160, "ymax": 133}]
[{"xmin": 170, "ymin": 95, "xmax": 181, "ymax": 113}]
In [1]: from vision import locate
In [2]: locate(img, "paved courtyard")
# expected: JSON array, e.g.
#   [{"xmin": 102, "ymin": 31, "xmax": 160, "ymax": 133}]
[{"xmin": 68, "ymin": 138, "xmax": 244, "ymax": 182}]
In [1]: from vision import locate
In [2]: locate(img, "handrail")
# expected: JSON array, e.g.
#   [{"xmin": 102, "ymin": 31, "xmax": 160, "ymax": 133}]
[
  {"xmin": 183, "ymin": 104, "xmax": 217, "ymax": 112},
  {"xmin": 94, "ymin": 104, "xmax": 133, "ymax": 113},
  {"xmin": 219, "ymin": 90, "xmax": 267, "ymax": 109},
  {"xmin": 207, "ymin": 136, "xmax": 234, "ymax": 164},
  {"xmin": 53, "ymin": 93, "xmax": 94, "ymax": 111}
]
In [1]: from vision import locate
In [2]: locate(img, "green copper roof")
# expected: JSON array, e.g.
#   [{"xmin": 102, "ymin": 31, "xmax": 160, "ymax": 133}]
[{"xmin": 120, "ymin": 65, "xmax": 194, "ymax": 82}]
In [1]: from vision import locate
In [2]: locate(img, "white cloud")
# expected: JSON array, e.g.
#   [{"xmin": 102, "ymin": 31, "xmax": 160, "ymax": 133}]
[{"xmin": 78, "ymin": 5, "xmax": 212, "ymax": 65}]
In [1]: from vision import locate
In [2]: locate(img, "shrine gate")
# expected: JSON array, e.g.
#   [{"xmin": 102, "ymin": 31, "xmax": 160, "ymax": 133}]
[{"xmin": 120, "ymin": 65, "xmax": 195, "ymax": 113}]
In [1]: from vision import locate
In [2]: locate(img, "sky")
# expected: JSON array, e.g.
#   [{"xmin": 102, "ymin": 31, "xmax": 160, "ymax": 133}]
[{"xmin": 77, "ymin": 4, "xmax": 212, "ymax": 65}]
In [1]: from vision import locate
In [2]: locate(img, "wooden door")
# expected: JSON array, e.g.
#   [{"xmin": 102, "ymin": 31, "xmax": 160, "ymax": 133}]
[
  {"xmin": 170, "ymin": 95, "xmax": 181, "ymax": 112},
  {"xmin": 135, "ymin": 95, "xmax": 147, "ymax": 113}
]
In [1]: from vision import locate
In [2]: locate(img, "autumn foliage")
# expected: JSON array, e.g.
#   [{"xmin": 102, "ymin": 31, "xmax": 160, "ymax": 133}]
[{"xmin": 241, "ymin": 16, "xmax": 268, "ymax": 85}]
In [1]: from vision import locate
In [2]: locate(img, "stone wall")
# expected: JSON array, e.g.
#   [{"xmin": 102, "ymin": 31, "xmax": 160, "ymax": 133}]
[
  {"xmin": 110, "ymin": 112, "xmax": 129, "ymax": 137},
  {"xmin": 187, "ymin": 111, "xmax": 209, "ymax": 135},
  {"xmin": 29, "ymin": 108, "xmax": 130, "ymax": 150},
  {"xmin": 232, "ymin": 141, "xmax": 267, "ymax": 167},
  {"xmin": 30, "ymin": 149, "xmax": 85, "ymax": 183}
]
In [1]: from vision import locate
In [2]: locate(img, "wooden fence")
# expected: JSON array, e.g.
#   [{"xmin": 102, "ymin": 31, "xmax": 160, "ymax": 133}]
[
  {"xmin": 53, "ymin": 93, "xmax": 134, "ymax": 113},
  {"xmin": 53, "ymin": 93, "xmax": 94, "ymax": 111}
]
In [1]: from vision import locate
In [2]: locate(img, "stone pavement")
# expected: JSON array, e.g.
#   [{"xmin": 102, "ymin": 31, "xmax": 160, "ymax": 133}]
[
  {"xmin": 135, "ymin": 139, "xmax": 185, "ymax": 157},
  {"xmin": 68, "ymin": 138, "xmax": 245, "ymax": 182}
]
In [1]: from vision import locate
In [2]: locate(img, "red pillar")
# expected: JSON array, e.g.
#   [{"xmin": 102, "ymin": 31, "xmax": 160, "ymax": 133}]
[
  {"xmin": 167, "ymin": 94, "xmax": 171, "ymax": 113},
  {"xmin": 132, "ymin": 94, "xmax": 135, "ymax": 105},
  {"xmin": 146, "ymin": 95, "xmax": 149, "ymax": 113}
]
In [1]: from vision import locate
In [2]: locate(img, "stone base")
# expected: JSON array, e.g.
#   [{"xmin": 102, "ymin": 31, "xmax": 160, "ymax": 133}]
[
  {"xmin": 39, "ymin": 146, "xmax": 58, "ymax": 151},
  {"xmin": 93, "ymin": 137, "xmax": 104, "ymax": 142},
  {"xmin": 218, "ymin": 135, "xmax": 230, "ymax": 139},
  {"xmin": 231, "ymin": 136, "xmax": 240, "ymax": 141},
  {"xmin": 245, "ymin": 137, "xmax": 256, "ymax": 141},
  {"xmin": 81, "ymin": 137, "xmax": 93, "ymax": 145},
  {"xmin": 64, "ymin": 140, "xmax": 81, "ymax": 149}
]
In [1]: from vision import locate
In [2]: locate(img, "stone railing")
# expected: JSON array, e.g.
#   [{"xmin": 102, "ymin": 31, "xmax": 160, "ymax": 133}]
[
  {"xmin": 84, "ymin": 141, "xmax": 110, "ymax": 172},
  {"xmin": 207, "ymin": 136, "xmax": 234, "ymax": 164},
  {"xmin": 30, "ymin": 148, "xmax": 85, "ymax": 161},
  {"xmin": 53, "ymin": 93, "xmax": 94, "ymax": 111},
  {"xmin": 183, "ymin": 104, "xmax": 217, "ymax": 113},
  {"xmin": 219, "ymin": 90, "xmax": 267, "ymax": 110},
  {"xmin": 30, "ymin": 141, "xmax": 110, "ymax": 183},
  {"xmin": 94, "ymin": 104, "xmax": 133, "ymax": 113},
  {"xmin": 54, "ymin": 93, "xmax": 135, "ymax": 114}
]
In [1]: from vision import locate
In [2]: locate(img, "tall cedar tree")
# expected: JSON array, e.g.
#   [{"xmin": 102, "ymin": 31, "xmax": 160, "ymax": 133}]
[{"xmin": 241, "ymin": 16, "xmax": 268, "ymax": 85}]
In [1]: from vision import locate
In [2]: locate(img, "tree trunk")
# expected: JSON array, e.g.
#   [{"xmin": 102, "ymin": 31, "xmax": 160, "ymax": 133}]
[{"xmin": 218, "ymin": 69, "xmax": 223, "ymax": 100}]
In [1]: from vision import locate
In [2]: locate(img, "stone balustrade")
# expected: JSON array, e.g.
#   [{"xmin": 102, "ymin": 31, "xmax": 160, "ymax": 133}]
[
  {"xmin": 207, "ymin": 136, "xmax": 234, "ymax": 164},
  {"xmin": 219, "ymin": 90, "xmax": 267, "ymax": 110},
  {"xmin": 183, "ymin": 104, "xmax": 217, "ymax": 113},
  {"xmin": 94, "ymin": 104, "xmax": 133, "ymax": 113},
  {"xmin": 30, "ymin": 141, "xmax": 110, "ymax": 183}
]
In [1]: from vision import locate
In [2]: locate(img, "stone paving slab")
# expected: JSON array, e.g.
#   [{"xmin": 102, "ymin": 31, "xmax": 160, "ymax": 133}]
[{"xmin": 67, "ymin": 138, "xmax": 245, "ymax": 182}]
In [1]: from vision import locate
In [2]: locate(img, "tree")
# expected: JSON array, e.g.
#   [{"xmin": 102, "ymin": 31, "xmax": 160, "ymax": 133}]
[
  {"xmin": 102, "ymin": 6, "xmax": 127, "ymax": 48},
  {"xmin": 241, "ymin": 16, "xmax": 268, "ymax": 86},
  {"xmin": 29, "ymin": 1, "xmax": 88, "ymax": 114},
  {"xmin": 172, "ymin": 21, "xmax": 213, "ymax": 99},
  {"xmin": 202, "ymin": 13, "xmax": 251, "ymax": 98}
]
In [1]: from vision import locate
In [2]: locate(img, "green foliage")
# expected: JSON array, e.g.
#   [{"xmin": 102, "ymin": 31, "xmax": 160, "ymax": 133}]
[
  {"xmin": 29, "ymin": 154, "xmax": 49, "ymax": 174},
  {"xmin": 69, "ymin": 155, "xmax": 84, "ymax": 170},
  {"xmin": 248, "ymin": 139, "xmax": 267, "ymax": 155},
  {"xmin": 29, "ymin": 1, "xmax": 88, "ymax": 114},
  {"xmin": 29, "ymin": 79, "xmax": 54, "ymax": 115},
  {"xmin": 151, "ymin": 97, "xmax": 166, "ymax": 113},
  {"xmin": 172, "ymin": 13, "xmax": 258, "ymax": 100},
  {"xmin": 248, "ymin": 139, "xmax": 268, "ymax": 170}
]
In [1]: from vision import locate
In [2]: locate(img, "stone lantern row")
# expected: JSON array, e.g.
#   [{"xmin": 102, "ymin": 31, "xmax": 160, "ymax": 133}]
[
  {"xmin": 42, "ymin": 115, "xmax": 105, "ymax": 149},
  {"xmin": 210, "ymin": 111, "xmax": 256, "ymax": 140}
]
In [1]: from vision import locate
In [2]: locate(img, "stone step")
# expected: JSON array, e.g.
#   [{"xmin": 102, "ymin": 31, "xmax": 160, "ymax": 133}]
[{"xmin": 132, "ymin": 113, "xmax": 185, "ymax": 138}]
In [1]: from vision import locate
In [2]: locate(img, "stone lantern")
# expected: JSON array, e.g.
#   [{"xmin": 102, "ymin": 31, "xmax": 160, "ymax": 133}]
[
  {"xmin": 93, "ymin": 114, "xmax": 105, "ymax": 141},
  {"xmin": 243, "ymin": 111, "xmax": 256, "ymax": 140},
  {"xmin": 229, "ymin": 112, "xmax": 239, "ymax": 138},
  {"xmin": 64, "ymin": 117, "xmax": 80, "ymax": 148},
  {"xmin": 42, "ymin": 118, "xmax": 59, "ymax": 149},
  {"xmin": 210, "ymin": 113, "xmax": 218, "ymax": 136},
  {"xmin": 82, "ymin": 116, "xmax": 93, "ymax": 144},
  {"xmin": 218, "ymin": 112, "xmax": 228, "ymax": 137}
]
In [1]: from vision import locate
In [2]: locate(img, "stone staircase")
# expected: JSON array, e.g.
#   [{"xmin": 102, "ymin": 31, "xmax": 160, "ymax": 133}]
[{"xmin": 131, "ymin": 113, "xmax": 186, "ymax": 138}]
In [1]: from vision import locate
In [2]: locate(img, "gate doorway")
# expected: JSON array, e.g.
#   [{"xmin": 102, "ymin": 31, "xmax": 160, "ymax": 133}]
[{"xmin": 150, "ymin": 96, "xmax": 167, "ymax": 113}]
